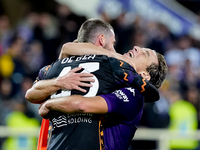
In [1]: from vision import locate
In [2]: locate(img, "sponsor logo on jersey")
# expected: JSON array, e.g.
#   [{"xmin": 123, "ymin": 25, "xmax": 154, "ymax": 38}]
[
  {"xmin": 125, "ymin": 87, "xmax": 135, "ymax": 96},
  {"xmin": 51, "ymin": 114, "xmax": 93, "ymax": 128},
  {"xmin": 113, "ymin": 89, "xmax": 129, "ymax": 102}
]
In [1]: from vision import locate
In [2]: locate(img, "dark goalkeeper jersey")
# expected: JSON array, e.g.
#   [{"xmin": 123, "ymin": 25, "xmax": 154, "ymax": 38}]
[{"xmin": 37, "ymin": 54, "xmax": 158, "ymax": 150}]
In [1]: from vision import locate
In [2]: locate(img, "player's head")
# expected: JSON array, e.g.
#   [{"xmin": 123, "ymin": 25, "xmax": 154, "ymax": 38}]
[
  {"xmin": 124, "ymin": 46, "xmax": 168, "ymax": 88},
  {"xmin": 77, "ymin": 18, "xmax": 116, "ymax": 52}
]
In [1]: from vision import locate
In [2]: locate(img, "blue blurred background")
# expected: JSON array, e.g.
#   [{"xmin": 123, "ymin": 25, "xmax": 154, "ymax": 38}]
[{"xmin": 0, "ymin": 0, "xmax": 200, "ymax": 149}]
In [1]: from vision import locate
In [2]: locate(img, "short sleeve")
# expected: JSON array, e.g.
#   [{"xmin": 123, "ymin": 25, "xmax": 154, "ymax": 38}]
[
  {"xmin": 33, "ymin": 65, "xmax": 50, "ymax": 84},
  {"xmin": 100, "ymin": 87, "xmax": 144, "ymax": 120}
]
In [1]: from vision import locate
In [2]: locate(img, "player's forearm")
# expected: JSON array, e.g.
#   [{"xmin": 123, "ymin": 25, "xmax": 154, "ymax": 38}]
[
  {"xmin": 44, "ymin": 95, "xmax": 108, "ymax": 114},
  {"xmin": 142, "ymin": 83, "xmax": 160, "ymax": 102},
  {"xmin": 25, "ymin": 79, "xmax": 61, "ymax": 104},
  {"xmin": 44, "ymin": 96, "xmax": 82, "ymax": 114},
  {"xmin": 59, "ymin": 42, "xmax": 116, "ymax": 59},
  {"xmin": 129, "ymin": 77, "xmax": 160, "ymax": 102},
  {"xmin": 59, "ymin": 42, "xmax": 135, "ymax": 68}
]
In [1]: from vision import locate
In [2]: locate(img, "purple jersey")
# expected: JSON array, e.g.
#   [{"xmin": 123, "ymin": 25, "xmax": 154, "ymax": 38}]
[{"xmin": 100, "ymin": 87, "xmax": 144, "ymax": 150}]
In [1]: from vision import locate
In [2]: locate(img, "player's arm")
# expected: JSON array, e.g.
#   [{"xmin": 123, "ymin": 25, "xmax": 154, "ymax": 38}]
[
  {"xmin": 111, "ymin": 58, "xmax": 159, "ymax": 102},
  {"xmin": 39, "ymin": 95, "xmax": 108, "ymax": 118},
  {"xmin": 25, "ymin": 67, "xmax": 95, "ymax": 104},
  {"xmin": 122, "ymin": 72, "xmax": 159, "ymax": 102},
  {"xmin": 59, "ymin": 43, "xmax": 135, "ymax": 69},
  {"xmin": 127, "ymin": 73, "xmax": 160, "ymax": 102},
  {"xmin": 25, "ymin": 79, "xmax": 60, "ymax": 104},
  {"xmin": 100, "ymin": 87, "xmax": 143, "ymax": 119},
  {"xmin": 59, "ymin": 42, "xmax": 114, "ymax": 59},
  {"xmin": 39, "ymin": 87, "xmax": 141, "ymax": 119}
]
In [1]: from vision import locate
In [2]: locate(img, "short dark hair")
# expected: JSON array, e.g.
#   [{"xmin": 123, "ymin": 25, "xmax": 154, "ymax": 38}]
[
  {"xmin": 77, "ymin": 18, "xmax": 113, "ymax": 43},
  {"xmin": 146, "ymin": 52, "xmax": 169, "ymax": 89}
]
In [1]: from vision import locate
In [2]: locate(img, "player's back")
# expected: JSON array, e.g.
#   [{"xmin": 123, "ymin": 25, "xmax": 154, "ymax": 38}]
[{"xmin": 44, "ymin": 54, "xmax": 131, "ymax": 150}]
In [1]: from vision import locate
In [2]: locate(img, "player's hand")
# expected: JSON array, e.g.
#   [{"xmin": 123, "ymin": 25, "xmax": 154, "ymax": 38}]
[
  {"xmin": 55, "ymin": 67, "xmax": 95, "ymax": 93},
  {"xmin": 39, "ymin": 102, "xmax": 50, "ymax": 119}
]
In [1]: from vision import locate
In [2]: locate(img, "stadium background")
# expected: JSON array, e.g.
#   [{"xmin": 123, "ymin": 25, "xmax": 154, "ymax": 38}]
[{"xmin": 0, "ymin": 0, "xmax": 200, "ymax": 149}]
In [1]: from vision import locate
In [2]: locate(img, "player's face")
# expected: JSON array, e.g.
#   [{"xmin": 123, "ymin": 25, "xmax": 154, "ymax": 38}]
[
  {"xmin": 123, "ymin": 46, "xmax": 158, "ymax": 73},
  {"xmin": 104, "ymin": 29, "xmax": 116, "ymax": 52}
]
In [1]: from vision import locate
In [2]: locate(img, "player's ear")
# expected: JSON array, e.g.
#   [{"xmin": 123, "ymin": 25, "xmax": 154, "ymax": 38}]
[
  {"xmin": 139, "ymin": 71, "xmax": 151, "ymax": 81},
  {"xmin": 99, "ymin": 34, "xmax": 105, "ymax": 47},
  {"xmin": 95, "ymin": 34, "xmax": 105, "ymax": 47}
]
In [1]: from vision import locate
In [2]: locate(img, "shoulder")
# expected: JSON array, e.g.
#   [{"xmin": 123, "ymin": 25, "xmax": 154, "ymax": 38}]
[
  {"xmin": 108, "ymin": 57, "xmax": 136, "ymax": 71},
  {"xmin": 38, "ymin": 65, "xmax": 51, "ymax": 80}
]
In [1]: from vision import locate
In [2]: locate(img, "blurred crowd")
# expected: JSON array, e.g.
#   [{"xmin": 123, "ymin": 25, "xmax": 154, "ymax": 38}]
[{"xmin": 0, "ymin": 1, "xmax": 200, "ymax": 150}]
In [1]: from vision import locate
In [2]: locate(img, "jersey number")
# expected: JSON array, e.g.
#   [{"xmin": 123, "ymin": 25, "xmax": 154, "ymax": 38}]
[{"xmin": 51, "ymin": 62, "xmax": 99, "ymax": 99}]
